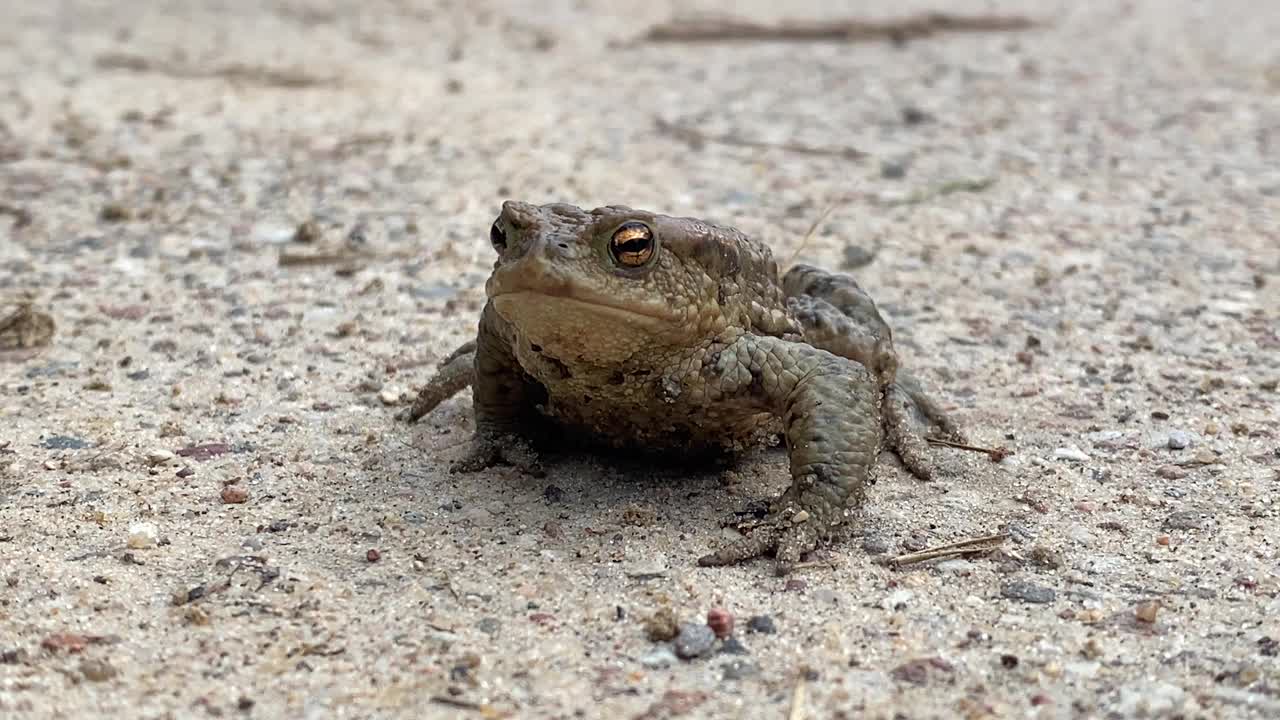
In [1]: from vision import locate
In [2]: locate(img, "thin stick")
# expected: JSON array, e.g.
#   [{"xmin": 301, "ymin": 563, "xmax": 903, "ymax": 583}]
[
  {"xmin": 654, "ymin": 116, "xmax": 867, "ymax": 160},
  {"xmin": 429, "ymin": 696, "xmax": 483, "ymax": 711},
  {"xmin": 926, "ymin": 436, "xmax": 1012, "ymax": 462},
  {"xmin": 884, "ymin": 533, "xmax": 1009, "ymax": 567},
  {"xmin": 277, "ymin": 250, "xmax": 366, "ymax": 268},
  {"xmin": 641, "ymin": 13, "xmax": 1039, "ymax": 44},
  {"xmin": 788, "ymin": 675, "xmax": 807, "ymax": 720}
]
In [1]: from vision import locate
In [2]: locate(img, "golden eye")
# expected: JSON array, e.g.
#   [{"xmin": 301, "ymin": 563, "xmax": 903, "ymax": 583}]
[{"xmin": 609, "ymin": 222, "xmax": 655, "ymax": 267}]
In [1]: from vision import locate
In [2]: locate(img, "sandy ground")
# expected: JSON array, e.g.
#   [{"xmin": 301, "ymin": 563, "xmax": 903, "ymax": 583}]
[{"xmin": 2, "ymin": 0, "xmax": 1279, "ymax": 718}]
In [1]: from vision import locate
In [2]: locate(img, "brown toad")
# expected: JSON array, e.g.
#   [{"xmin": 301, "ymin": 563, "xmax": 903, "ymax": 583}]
[{"xmin": 405, "ymin": 201, "xmax": 965, "ymax": 574}]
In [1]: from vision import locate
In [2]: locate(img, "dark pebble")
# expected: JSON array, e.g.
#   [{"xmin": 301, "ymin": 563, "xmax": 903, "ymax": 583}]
[
  {"xmin": 79, "ymin": 658, "xmax": 118, "ymax": 681},
  {"xmin": 543, "ymin": 485, "xmax": 565, "ymax": 503},
  {"xmin": 1164, "ymin": 509, "xmax": 1212, "ymax": 530},
  {"xmin": 879, "ymin": 160, "xmax": 907, "ymax": 180},
  {"xmin": 719, "ymin": 636, "xmax": 749, "ymax": 655},
  {"xmin": 901, "ymin": 106, "xmax": 933, "ymax": 125},
  {"xmin": 745, "ymin": 615, "xmax": 776, "ymax": 634},
  {"xmin": 721, "ymin": 659, "xmax": 758, "ymax": 680},
  {"xmin": 674, "ymin": 623, "xmax": 715, "ymax": 659},
  {"xmin": 126, "ymin": 369, "xmax": 151, "ymax": 381},
  {"xmin": 1001, "ymin": 581, "xmax": 1056, "ymax": 604},
  {"xmin": 42, "ymin": 435, "xmax": 92, "ymax": 450},
  {"xmin": 861, "ymin": 535, "xmax": 891, "ymax": 555},
  {"xmin": 176, "ymin": 443, "xmax": 231, "ymax": 462},
  {"xmin": 477, "ymin": 618, "xmax": 500, "ymax": 635}
]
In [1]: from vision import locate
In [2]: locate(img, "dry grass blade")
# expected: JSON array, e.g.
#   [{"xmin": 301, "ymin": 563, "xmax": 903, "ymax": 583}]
[
  {"xmin": 883, "ymin": 533, "xmax": 1009, "ymax": 567},
  {"xmin": 654, "ymin": 116, "xmax": 867, "ymax": 160},
  {"xmin": 641, "ymin": 12, "xmax": 1039, "ymax": 44},
  {"xmin": 780, "ymin": 202, "xmax": 841, "ymax": 275}
]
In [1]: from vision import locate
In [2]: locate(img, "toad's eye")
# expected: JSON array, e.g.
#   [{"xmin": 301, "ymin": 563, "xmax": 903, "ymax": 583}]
[
  {"xmin": 490, "ymin": 221, "xmax": 507, "ymax": 250},
  {"xmin": 609, "ymin": 222, "xmax": 655, "ymax": 268}
]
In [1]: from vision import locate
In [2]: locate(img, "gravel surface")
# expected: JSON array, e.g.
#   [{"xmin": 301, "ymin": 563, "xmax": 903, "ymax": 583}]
[{"xmin": 2, "ymin": 1, "xmax": 1278, "ymax": 718}]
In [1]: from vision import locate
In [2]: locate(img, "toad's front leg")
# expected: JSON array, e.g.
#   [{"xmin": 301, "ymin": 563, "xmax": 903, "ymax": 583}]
[
  {"xmin": 697, "ymin": 335, "xmax": 883, "ymax": 575},
  {"xmin": 439, "ymin": 304, "xmax": 546, "ymax": 476}
]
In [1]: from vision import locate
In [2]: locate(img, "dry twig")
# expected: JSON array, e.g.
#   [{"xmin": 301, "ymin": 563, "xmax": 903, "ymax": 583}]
[
  {"xmin": 654, "ymin": 116, "xmax": 867, "ymax": 160},
  {"xmin": 641, "ymin": 12, "xmax": 1039, "ymax": 44},
  {"xmin": 882, "ymin": 532, "xmax": 1009, "ymax": 567},
  {"xmin": 926, "ymin": 436, "xmax": 1012, "ymax": 462},
  {"xmin": 788, "ymin": 674, "xmax": 807, "ymax": 720}
]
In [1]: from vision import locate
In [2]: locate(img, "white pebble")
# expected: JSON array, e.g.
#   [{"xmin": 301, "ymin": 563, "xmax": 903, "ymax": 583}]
[
  {"xmin": 126, "ymin": 522, "xmax": 159, "ymax": 549},
  {"xmin": 1053, "ymin": 446, "xmax": 1090, "ymax": 462},
  {"xmin": 145, "ymin": 449, "xmax": 175, "ymax": 466}
]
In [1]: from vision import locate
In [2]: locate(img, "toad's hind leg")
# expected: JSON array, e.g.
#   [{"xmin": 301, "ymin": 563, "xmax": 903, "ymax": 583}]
[{"xmin": 782, "ymin": 264, "xmax": 964, "ymax": 480}]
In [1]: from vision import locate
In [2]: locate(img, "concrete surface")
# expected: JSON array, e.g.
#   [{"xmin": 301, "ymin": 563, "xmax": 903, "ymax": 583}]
[{"xmin": 1, "ymin": 1, "xmax": 1278, "ymax": 718}]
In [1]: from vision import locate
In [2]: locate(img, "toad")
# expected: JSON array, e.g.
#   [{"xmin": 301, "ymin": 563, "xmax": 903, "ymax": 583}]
[{"xmin": 404, "ymin": 201, "xmax": 966, "ymax": 574}]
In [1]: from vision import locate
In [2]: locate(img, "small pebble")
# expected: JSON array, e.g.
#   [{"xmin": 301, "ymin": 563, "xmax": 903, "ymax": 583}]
[
  {"xmin": 719, "ymin": 636, "xmax": 749, "ymax": 655},
  {"xmin": 379, "ymin": 387, "xmax": 404, "ymax": 405},
  {"xmin": 935, "ymin": 559, "xmax": 975, "ymax": 574},
  {"xmin": 706, "ymin": 607, "xmax": 734, "ymax": 639},
  {"xmin": 1135, "ymin": 601, "xmax": 1160, "ymax": 623},
  {"xmin": 366, "ymin": 548, "xmax": 381, "ymax": 562},
  {"xmin": 745, "ymin": 615, "xmax": 776, "ymax": 634},
  {"xmin": 1053, "ymin": 446, "xmax": 1090, "ymax": 462},
  {"xmin": 861, "ymin": 535, "xmax": 891, "ymax": 555},
  {"xmin": 42, "ymin": 435, "xmax": 92, "ymax": 450},
  {"xmin": 220, "ymin": 485, "xmax": 248, "ymax": 504},
  {"xmin": 1167, "ymin": 430, "xmax": 1192, "ymax": 450},
  {"xmin": 145, "ymin": 449, "xmax": 175, "ymax": 466},
  {"xmin": 79, "ymin": 658, "xmax": 119, "ymax": 682},
  {"xmin": 639, "ymin": 647, "xmax": 677, "ymax": 669},
  {"xmin": 1001, "ymin": 581, "xmax": 1055, "ymax": 604},
  {"xmin": 1164, "ymin": 509, "xmax": 1212, "ymax": 530},
  {"xmin": 720, "ymin": 659, "xmax": 759, "ymax": 680},
  {"xmin": 879, "ymin": 160, "xmax": 908, "ymax": 180},
  {"xmin": 674, "ymin": 623, "xmax": 716, "ymax": 659},
  {"xmin": 126, "ymin": 522, "xmax": 159, "ymax": 549},
  {"xmin": 644, "ymin": 607, "xmax": 679, "ymax": 642}
]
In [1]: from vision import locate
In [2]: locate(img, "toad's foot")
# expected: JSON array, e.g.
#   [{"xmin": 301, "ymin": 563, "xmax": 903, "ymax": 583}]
[
  {"xmin": 697, "ymin": 490, "xmax": 836, "ymax": 576},
  {"xmin": 883, "ymin": 369, "xmax": 966, "ymax": 481},
  {"xmin": 450, "ymin": 430, "xmax": 544, "ymax": 478}
]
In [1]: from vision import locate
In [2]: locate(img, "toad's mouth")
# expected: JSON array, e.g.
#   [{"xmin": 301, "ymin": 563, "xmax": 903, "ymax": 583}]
[
  {"xmin": 487, "ymin": 266, "xmax": 680, "ymax": 325},
  {"xmin": 490, "ymin": 288, "xmax": 677, "ymax": 325}
]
